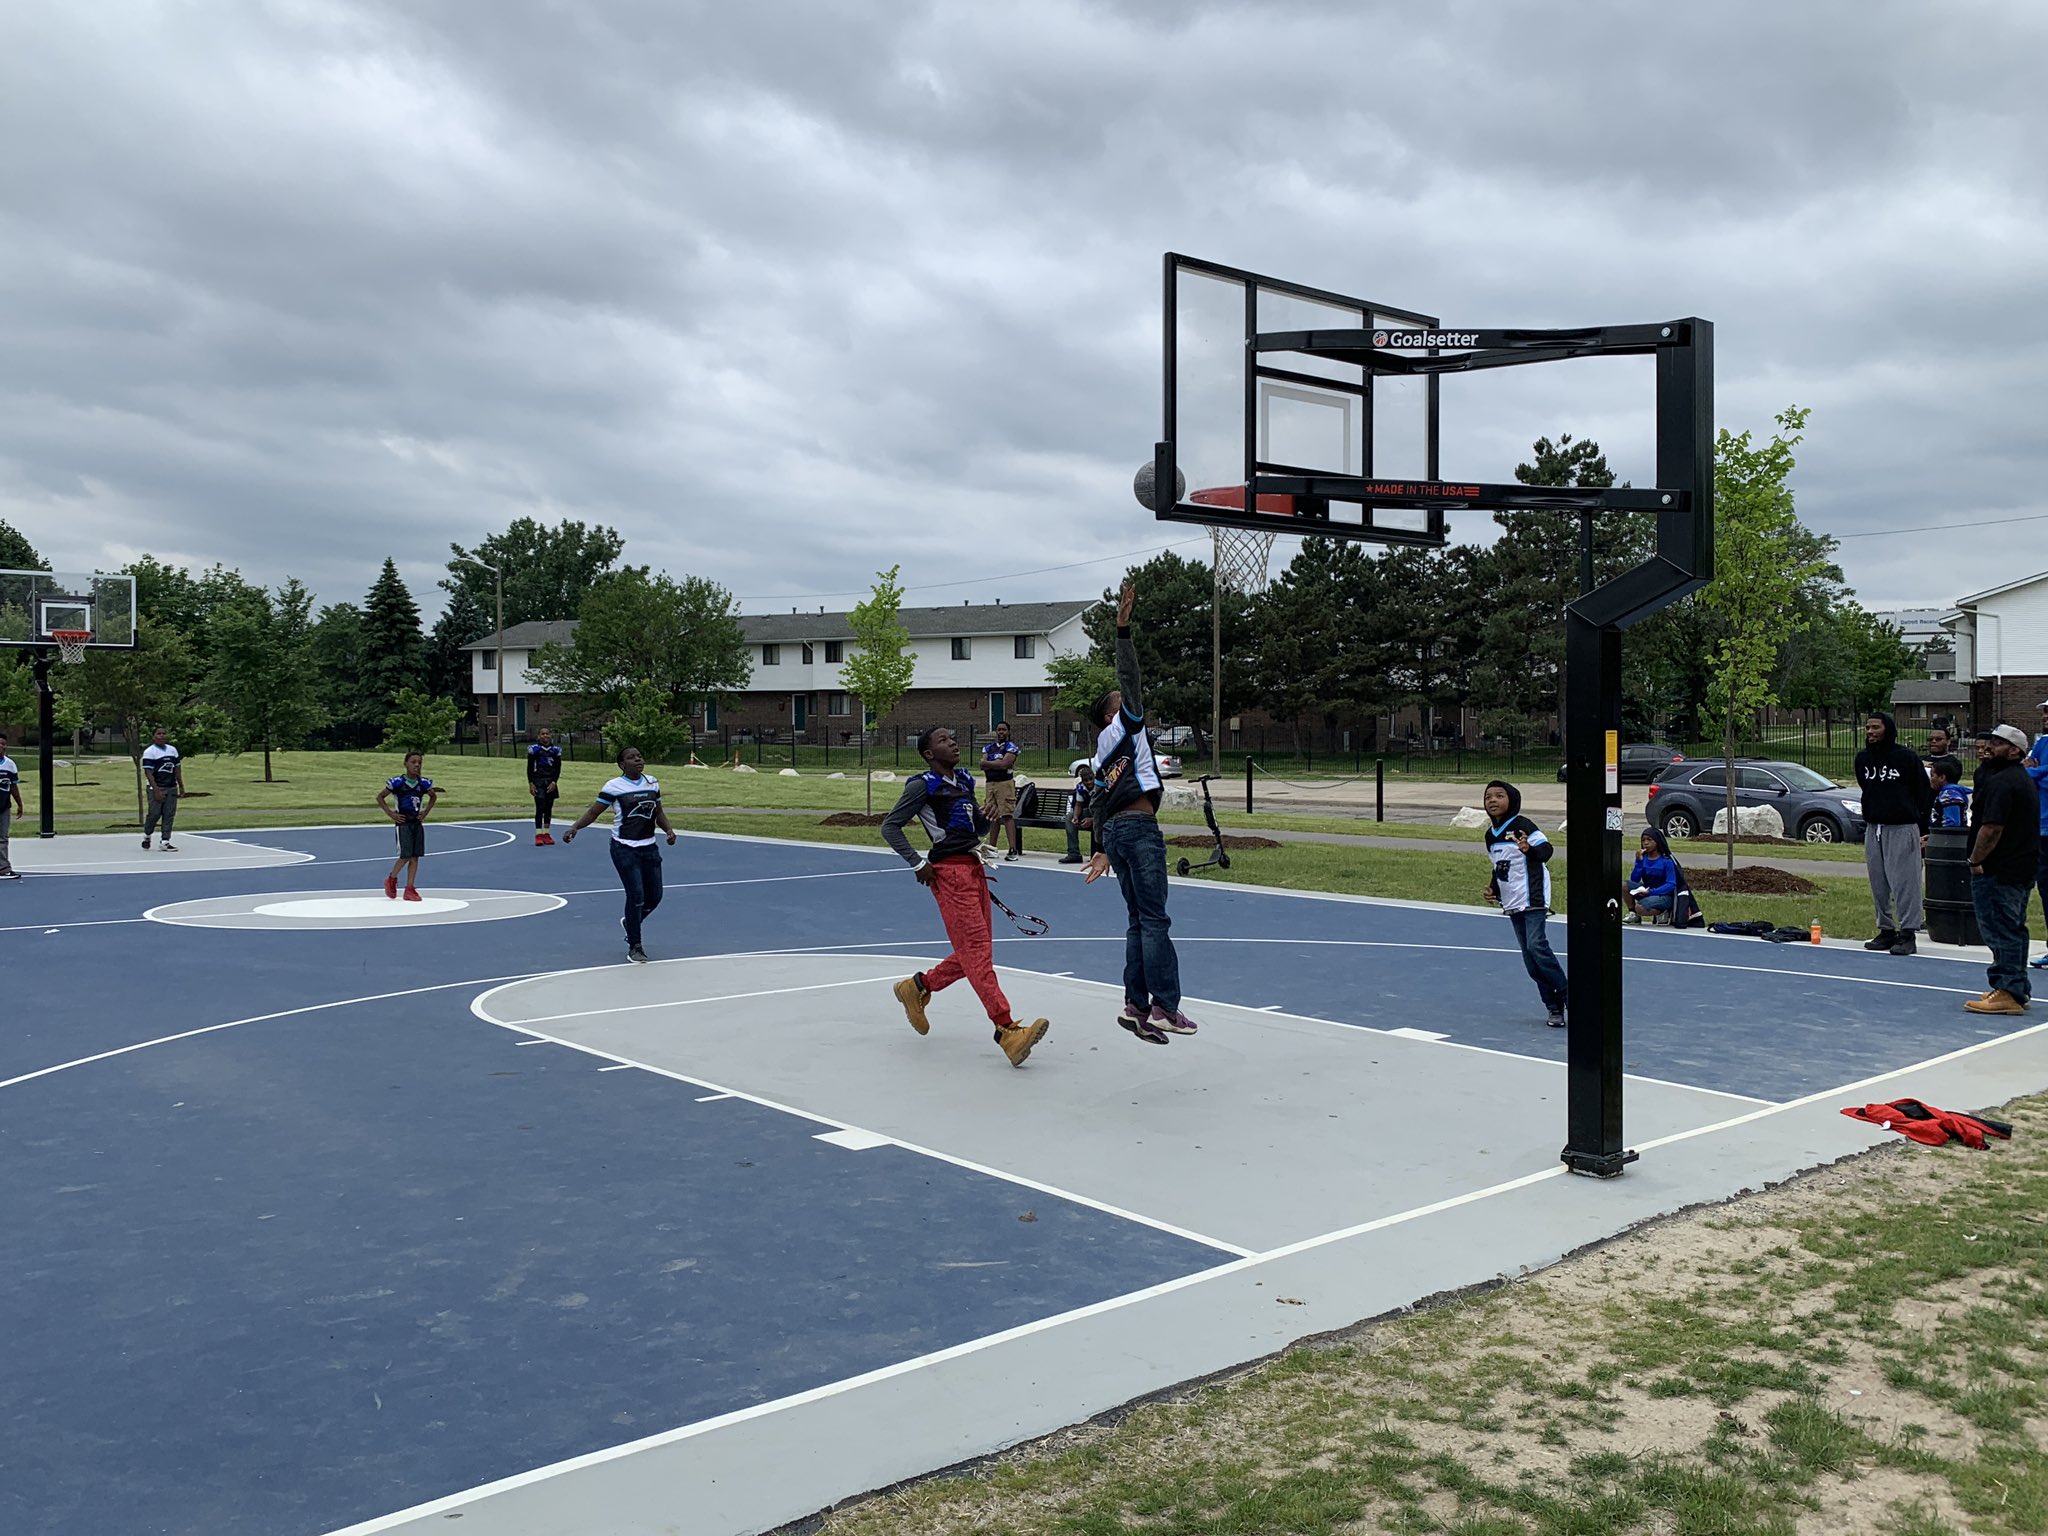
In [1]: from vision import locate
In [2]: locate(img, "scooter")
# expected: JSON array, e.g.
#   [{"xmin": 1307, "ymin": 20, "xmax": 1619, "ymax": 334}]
[{"xmin": 1175, "ymin": 775, "xmax": 1231, "ymax": 876}]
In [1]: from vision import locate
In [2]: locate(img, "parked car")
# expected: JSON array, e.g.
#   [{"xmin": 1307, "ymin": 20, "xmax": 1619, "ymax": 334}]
[
  {"xmin": 1645, "ymin": 759, "xmax": 1864, "ymax": 843},
  {"xmin": 1153, "ymin": 725, "xmax": 1201, "ymax": 750},
  {"xmin": 1555, "ymin": 743, "xmax": 1686, "ymax": 783}
]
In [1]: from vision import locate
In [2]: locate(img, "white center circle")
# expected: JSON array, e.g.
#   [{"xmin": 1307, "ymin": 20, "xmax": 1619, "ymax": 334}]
[{"xmin": 252, "ymin": 896, "xmax": 471, "ymax": 918}]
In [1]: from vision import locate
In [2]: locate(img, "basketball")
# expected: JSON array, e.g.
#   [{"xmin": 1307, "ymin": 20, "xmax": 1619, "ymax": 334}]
[{"xmin": 1132, "ymin": 460, "xmax": 1187, "ymax": 512}]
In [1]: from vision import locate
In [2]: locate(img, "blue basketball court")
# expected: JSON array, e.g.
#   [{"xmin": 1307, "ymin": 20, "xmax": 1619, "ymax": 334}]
[{"xmin": 5, "ymin": 821, "xmax": 2044, "ymax": 1536}]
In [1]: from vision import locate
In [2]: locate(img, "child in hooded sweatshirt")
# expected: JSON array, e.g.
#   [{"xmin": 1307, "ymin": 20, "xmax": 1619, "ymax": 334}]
[{"xmin": 1481, "ymin": 779, "xmax": 1567, "ymax": 1027}]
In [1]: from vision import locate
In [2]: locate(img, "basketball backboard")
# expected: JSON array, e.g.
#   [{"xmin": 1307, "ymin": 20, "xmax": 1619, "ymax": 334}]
[
  {"xmin": 0, "ymin": 569, "xmax": 139, "ymax": 650},
  {"xmin": 1158, "ymin": 253, "xmax": 1444, "ymax": 546}
]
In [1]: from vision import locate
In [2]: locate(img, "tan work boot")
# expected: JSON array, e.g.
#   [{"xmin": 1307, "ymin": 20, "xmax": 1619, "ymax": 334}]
[
  {"xmin": 894, "ymin": 974, "xmax": 932, "ymax": 1035},
  {"xmin": 994, "ymin": 1018, "xmax": 1050, "ymax": 1067},
  {"xmin": 1964, "ymin": 989, "xmax": 2027, "ymax": 1015}
]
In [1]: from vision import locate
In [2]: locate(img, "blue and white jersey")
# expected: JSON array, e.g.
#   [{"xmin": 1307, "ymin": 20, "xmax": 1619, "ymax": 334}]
[
  {"xmin": 385, "ymin": 775, "xmax": 435, "ymax": 821},
  {"xmin": 598, "ymin": 773, "xmax": 664, "ymax": 846},
  {"xmin": 1484, "ymin": 814, "xmax": 1555, "ymax": 914},
  {"xmin": 142, "ymin": 743, "xmax": 180, "ymax": 790},
  {"xmin": 0, "ymin": 753, "xmax": 17, "ymax": 798},
  {"xmin": 527, "ymin": 742, "xmax": 563, "ymax": 787}
]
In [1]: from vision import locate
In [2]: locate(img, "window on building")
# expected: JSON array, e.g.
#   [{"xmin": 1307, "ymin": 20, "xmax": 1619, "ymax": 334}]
[
  {"xmin": 1014, "ymin": 635, "xmax": 1035, "ymax": 659},
  {"xmin": 801, "ymin": 642, "xmax": 814, "ymax": 665},
  {"xmin": 951, "ymin": 637, "xmax": 972, "ymax": 661},
  {"xmin": 824, "ymin": 640, "xmax": 843, "ymax": 663},
  {"xmin": 762, "ymin": 644, "xmax": 780, "ymax": 666},
  {"xmin": 1015, "ymin": 690, "xmax": 1045, "ymax": 715},
  {"xmin": 483, "ymin": 696, "xmax": 498, "ymax": 718},
  {"xmin": 827, "ymin": 692, "xmax": 851, "ymax": 716},
  {"xmin": 480, "ymin": 650, "xmax": 496, "ymax": 672}
]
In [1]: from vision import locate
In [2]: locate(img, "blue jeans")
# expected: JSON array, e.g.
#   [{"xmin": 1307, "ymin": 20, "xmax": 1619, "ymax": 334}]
[
  {"xmin": 1102, "ymin": 812, "xmax": 1180, "ymax": 1012},
  {"xmin": 1971, "ymin": 874, "xmax": 2031, "ymax": 1003},
  {"xmin": 1508, "ymin": 907, "xmax": 1569, "ymax": 1014},
  {"xmin": 610, "ymin": 839, "xmax": 664, "ymax": 948}
]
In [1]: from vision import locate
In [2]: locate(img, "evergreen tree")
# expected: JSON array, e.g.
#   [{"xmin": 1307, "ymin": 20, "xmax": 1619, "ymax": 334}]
[{"xmin": 360, "ymin": 559, "xmax": 425, "ymax": 724}]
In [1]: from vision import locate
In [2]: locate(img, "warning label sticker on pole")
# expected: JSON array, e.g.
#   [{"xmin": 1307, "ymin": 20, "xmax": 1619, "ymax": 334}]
[{"xmin": 1604, "ymin": 730, "xmax": 1620, "ymax": 796}]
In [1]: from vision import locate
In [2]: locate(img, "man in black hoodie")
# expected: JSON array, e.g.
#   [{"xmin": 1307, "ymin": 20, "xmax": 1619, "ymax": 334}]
[{"xmin": 1857, "ymin": 712, "xmax": 1933, "ymax": 955}]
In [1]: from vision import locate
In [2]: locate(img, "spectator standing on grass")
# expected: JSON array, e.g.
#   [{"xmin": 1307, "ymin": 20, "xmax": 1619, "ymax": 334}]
[
  {"xmin": 1481, "ymin": 780, "xmax": 1567, "ymax": 1027},
  {"xmin": 1925, "ymin": 724, "xmax": 1954, "ymax": 760},
  {"xmin": 1855, "ymin": 712, "xmax": 1932, "ymax": 957},
  {"xmin": 1963, "ymin": 724, "xmax": 2039, "ymax": 1015},
  {"xmin": 981, "ymin": 722, "xmax": 1021, "ymax": 861},
  {"xmin": 0, "ymin": 730, "xmax": 21, "ymax": 880},
  {"xmin": 2025, "ymin": 699, "xmax": 2048, "ymax": 970},
  {"xmin": 140, "ymin": 724, "xmax": 185, "ymax": 852}
]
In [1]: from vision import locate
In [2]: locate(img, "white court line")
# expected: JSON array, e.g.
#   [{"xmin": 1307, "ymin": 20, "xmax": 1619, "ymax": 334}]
[
  {"xmin": 0, "ymin": 916, "xmax": 149, "ymax": 934},
  {"xmin": 494, "ymin": 974, "xmax": 907, "ymax": 1029},
  {"xmin": 695, "ymin": 1093, "xmax": 734, "ymax": 1102},
  {"xmin": 467, "ymin": 976, "xmax": 1255, "ymax": 1259},
  {"xmin": 543, "ymin": 867, "xmax": 898, "ymax": 899},
  {"xmin": 598, "ymin": 1064, "xmax": 634, "ymax": 1073},
  {"xmin": 0, "ymin": 973, "xmax": 544, "ymax": 1091}
]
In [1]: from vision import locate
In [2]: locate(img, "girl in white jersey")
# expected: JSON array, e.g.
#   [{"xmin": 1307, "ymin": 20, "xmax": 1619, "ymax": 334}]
[{"xmin": 563, "ymin": 745, "xmax": 677, "ymax": 963}]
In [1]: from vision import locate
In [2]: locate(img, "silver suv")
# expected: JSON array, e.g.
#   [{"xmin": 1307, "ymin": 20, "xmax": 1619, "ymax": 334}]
[{"xmin": 1645, "ymin": 759, "xmax": 1866, "ymax": 843}]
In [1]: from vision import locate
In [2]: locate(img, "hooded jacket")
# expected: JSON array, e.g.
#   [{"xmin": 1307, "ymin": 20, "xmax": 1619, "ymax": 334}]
[
  {"xmin": 1482, "ymin": 781, "xmax": 1555, "ymax": 914},
  {"xmin": 1854, "ymin": 713, "xmax": 1932, "ymax": 826}
]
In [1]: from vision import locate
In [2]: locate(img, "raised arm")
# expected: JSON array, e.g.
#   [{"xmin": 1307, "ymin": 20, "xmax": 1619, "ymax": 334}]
[{"xmin": 1113, "ymin": 581, "xmax": 1144, "ymax": 723}]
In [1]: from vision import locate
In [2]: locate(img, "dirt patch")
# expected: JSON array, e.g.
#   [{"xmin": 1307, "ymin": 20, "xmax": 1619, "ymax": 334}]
[
  {"xmin": 1165, "ymin": 834, "xmax": 1281, "ymax": 850},
  {"xmin": 819, "ymin": 812, "xmax": 888, "ymax": 827},
  {"xmin": 1688, "ymin": 866, "xmax": 1825, "ymax": 896}
]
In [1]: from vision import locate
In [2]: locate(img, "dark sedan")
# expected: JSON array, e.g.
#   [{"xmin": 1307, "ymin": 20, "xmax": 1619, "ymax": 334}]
[
  {"xmin": 1556, "ymin": 743, "xmax": 1686, "ymax": 783},
  {"xmin": 1645, "ymin": 758, "xmax": 1865, "ymax": 843}
]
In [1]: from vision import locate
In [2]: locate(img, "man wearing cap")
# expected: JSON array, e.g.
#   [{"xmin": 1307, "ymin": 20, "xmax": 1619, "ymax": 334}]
[
  {"xmin": 1963, "ymin": 724, "xmax": 2039, "ymax": 1015},
  {"xmin": 2027, "ymin": 699, "xmax": 2048, "ymax": 969}
]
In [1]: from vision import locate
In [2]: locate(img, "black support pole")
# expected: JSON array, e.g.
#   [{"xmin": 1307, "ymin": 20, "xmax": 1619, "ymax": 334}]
[
  {"xmin": 34, "ymin": 651, "xmax": 55, "ymax": 838},
  {"xmin": 1561, "ymin": 616, "xmax": 1631, "ymax": 1175},
  {"xmin": 1375, "ymin": 757, "xmax": 1385, "ymax": 822},
  {"xmin": 1244, "ymin": 756, "xmax": 1254, "ymax": 816}
]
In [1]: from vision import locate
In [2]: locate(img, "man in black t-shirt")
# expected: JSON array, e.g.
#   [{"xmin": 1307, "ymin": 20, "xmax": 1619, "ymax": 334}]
[{"xmin": 1964, "ymin": 724, "xmax": 2040, "ymax": 1015}]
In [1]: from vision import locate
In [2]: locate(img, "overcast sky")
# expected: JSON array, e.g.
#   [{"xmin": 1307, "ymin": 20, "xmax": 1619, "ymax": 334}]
[{"xmin": 5, "ymin": 0, "xmax": 2045, "ymax": 624}]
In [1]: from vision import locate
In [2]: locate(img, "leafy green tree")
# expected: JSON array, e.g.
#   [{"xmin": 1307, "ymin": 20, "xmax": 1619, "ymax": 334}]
[
  {"xmin": 527, "ymin": 567, "xmax": 748, "ymax": 724},
  {"xmin": 379, "ymin": 687, "xmax": 462, "ymax": 755},
  {"xmin": 1044, "ymin": 650, "xmax": 1116, "ymax": 715},
  {"xmin": 1372, "ymin": 545, "xmax": 1489, "ymax": 744},
  {"xmin": 426, "ymin": 585, "xmax": 487, "ymax": 719},
  {"xmin": 445, "ymin": 517, "xmax": 625, "ymax": 628},
  {"xmin": 74, "ymin": 626, "xmax": 196, "ymax": 826},
  {"xmin": 310, "ymin": 602, "xmax": 374, "ymax": 744},
  {"xmin": 51, "ymin": 690, "xmax": 87, "ymax": 783},
  {"xmin": 0, "ymin": 517, "xmax": 46, "ymax": 571},
  {"xmin": 0, "ymin": 654, "xmax": 36, "ymax": 723},
  {"xmin": 1249, "ymin": 538, "xmax": 1389, "ymax": 754},
  {"xmin": 1702, "ymin": 406, "xmax": 1829, "ymax": 869},
  {"xmin": 603, "ymin": 678, "xmax": 691, "ymax": 765},
  {"xmin": 1081, "ymin": 550, "xmax": 1251, "ymax": 741},
  {"xmin": 840, "ymin": 566, "xmax": 917, "ymax": 814},
  {"xmin": 360, "ymin": 559, "xmax": 425, "ymax": 723},
  {"xmin": 204, "ymin": 579, "xmax": 327, "ymax": 781}
]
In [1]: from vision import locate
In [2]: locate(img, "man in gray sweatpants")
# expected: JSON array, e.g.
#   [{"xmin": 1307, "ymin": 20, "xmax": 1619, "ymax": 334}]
[
  {"xmin": 1856, "ymin": 712, "xmax": 1933, "ymax": 956},
  {"xmin": 0, "ymin": 731, "xmax": 21, "ymax": 879}
]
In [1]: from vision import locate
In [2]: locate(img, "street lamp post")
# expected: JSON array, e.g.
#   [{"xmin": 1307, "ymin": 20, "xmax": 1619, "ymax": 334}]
[{"xmin": 459, "ymin": 556, "xmax": 504, "ymax": 754}]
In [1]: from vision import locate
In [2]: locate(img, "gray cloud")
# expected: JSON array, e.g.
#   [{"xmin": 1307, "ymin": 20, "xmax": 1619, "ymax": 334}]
[{"xmin": 3, "ymin": 0, "xmax": 2043, "ymax": 622}]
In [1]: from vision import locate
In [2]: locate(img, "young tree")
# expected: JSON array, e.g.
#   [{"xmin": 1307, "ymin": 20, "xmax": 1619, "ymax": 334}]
[
  {"xmin": 205, "ymin": 579, "xmax": 328, "ymax": 782},
  {"xmin": 379, "ymin": 687, "xmax": 462, "ymax": 756},
  {"xmin": 1044, "ymin": 651, "xmax": 1117, "ymax": 715},
  {"xmin": 74, "ymin": 627, "xmax": 196, "ymax": 827},
  {"xmin": 445, "ymin": 517, "xmax": 625, "ymax": 628},
  {"xmin": 839, "ymin": 565, "xmax": 916, "ymax": 814},
  {"xmin": 361, "ymin": 559, "xmax": 425, "ymax": 724},
  {"xmin": 1702, "ymin": 406, "xmax": 1829, "ymax": 870},
  {"xmin": 603, "ymin": 678, "xmax": 690, "ymax": 765},
  {"xmin": 526, "ymin": 568, "xmax": 748, "ymax": 724},
  {"xmin": 51, "ymin": 691, "xmax": 87, "ymax": 784}
]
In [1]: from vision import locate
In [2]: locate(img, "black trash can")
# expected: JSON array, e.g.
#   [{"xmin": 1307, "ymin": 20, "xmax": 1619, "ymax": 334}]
[{"xmin": 1923, "ymin": 826, "xmax": 1980, "ymax": 947}]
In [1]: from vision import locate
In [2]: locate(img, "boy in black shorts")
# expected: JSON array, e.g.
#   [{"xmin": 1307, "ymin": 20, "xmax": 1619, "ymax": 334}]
[
  {"xmin": 528, "ymin": 726, "xmax": 563, "ymax": 845},
  {"xmin": 377, "ymin": 751, "xmax": 439, "ymax": 900}
]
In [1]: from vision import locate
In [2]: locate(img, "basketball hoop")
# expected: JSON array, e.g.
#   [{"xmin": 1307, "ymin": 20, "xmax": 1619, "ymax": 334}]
[
  {"xmin": 1210, "ymin": 527, "xmax": 1275, "ymax": 596},
  {"xmin": 50, "ymin": 629, "xmax": 91, "ymax": 664}
]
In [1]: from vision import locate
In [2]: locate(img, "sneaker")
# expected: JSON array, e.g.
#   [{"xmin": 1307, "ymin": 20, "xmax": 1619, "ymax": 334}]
[
  {"xmin": 402, "ymin": 887, "xmax": 422, "ymax": 902},
  {"xmin": 1964, "ymin": 989, "xmax": 2027, "ymax": 1015},
  {"xmin": 893, "ymin": 974, "xmax": 933, "ymax": 1036},
  {"xmin": 539, "ymin": 832, "xmax": 553, "ymax": 845},
  {"xmin": 1623, "ymin": 911, "xmax": 1641, "ymax": 925},
  {"xmin": 0, "ymin": 870, "xmax": 20, "ymax": 880},
  {"xmin": 1863, "ymin": 930, "xmax": 1898, "ymax": 952},
  {"xmin": 2031, "ymin": 954, "xmax": 2048, "ymax": 969},
  {"xmin": 1118, "ymin": 1001, "xmax": 1169, "ymax": 1045},
  {"xmin": 1546, "ymin": 1011, "xmax": 1567, "ymax": 1028},
  {"xmin": 161, "ymin": 841, "xmax": 176, "ymax": 851},
  {"xmin": 141, "ymin": 836, "xmax": 151, "ymax": 850},
  {"xmin": 994, "ymin": 1018, "xmax": 1050, "ymax": 1066},
  {"xmin": 1058, "ymin": 854, "xmax": 1083, "ymax": 865},
  {"xmin": 1889, "ymin": 932, "xmax": 1917, "ymax": 956},
  {"xmin": 535, "ymin": 832, "xmax": 547, "ymax": 846},
  {"xmin": 1003, "ymin": 850, "xmax": 1021, "ymax": 862},
  {"xmin": 628, "ymin": 945, "xmax": 649, "ymax": 964},
  {"xmin": 1148, "ymin": 1004, "xmax": 1199, "ymax": 1036},
  {"xmin": 384, "ymin": 875, "xmax": 399, "ymax": 900}
]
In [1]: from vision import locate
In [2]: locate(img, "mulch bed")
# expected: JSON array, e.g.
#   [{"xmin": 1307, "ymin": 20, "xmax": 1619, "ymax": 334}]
[
  {"xmin": 819, "ymin": 812, "xmax": 888, "ymax": 827},
  {"xmin": 1686, "ymin": 866, "xmax": 1824, "ymax": 896},
  {"xmin": 1167, "ymin": 834, "xmax": 1281, "ymax": 850}
]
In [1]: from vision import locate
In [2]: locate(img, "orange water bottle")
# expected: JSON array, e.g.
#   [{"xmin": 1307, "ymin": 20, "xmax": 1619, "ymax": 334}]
[{"xmin": 1810, "ymin": 915, "xmax": 1822, "ymax": 944}]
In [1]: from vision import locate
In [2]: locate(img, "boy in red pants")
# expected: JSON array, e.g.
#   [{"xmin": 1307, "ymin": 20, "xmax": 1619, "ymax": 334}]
[{"xmin": 881, "ymin": 726, "xmax": 1050, "ymax": 1067}]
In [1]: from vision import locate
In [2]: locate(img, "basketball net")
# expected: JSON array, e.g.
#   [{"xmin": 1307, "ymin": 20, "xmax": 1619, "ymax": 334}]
[
  {"xmin": 51, "ymin": 629, "xmax": 91, "ymax": 665},
  {"xmin": 1210, "ymin": 526, "xmax": 1275, "ymax": 596}
]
